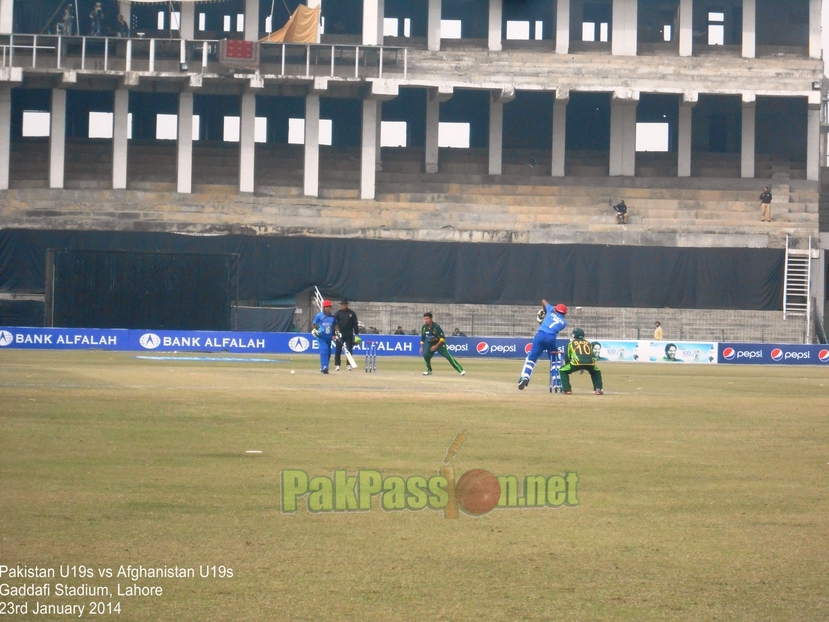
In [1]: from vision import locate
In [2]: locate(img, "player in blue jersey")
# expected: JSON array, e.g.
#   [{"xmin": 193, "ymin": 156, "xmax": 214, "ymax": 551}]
[
  {"xmin": 518, "ymin": 301, "xmax": 567, "ymax": 390},
  {"xmin": 311, "ymin": 300, "xmax": 338, "ymax": 374}
]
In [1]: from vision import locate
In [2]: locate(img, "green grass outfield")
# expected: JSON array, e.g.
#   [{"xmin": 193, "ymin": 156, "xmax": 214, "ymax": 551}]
[{"xmin": 1, "ymin": 350, "xmax": 828, "ymax": 621}]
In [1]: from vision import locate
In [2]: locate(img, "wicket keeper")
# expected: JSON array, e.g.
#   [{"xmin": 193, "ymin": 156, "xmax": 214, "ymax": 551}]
[
  {"xmin": 518, "ymin": 300, "xmax": 567, "ymax": 390},
  {"xmin": 420, "ymin": 312, "xmax": 465, "ymax": 376},
  {"xmin": 311, "ymin": 300, "xmax": 338, "ymax": 374},
  {"xmin": 560, "ymin": 328, "xmax": 603, "ymax": 395}
]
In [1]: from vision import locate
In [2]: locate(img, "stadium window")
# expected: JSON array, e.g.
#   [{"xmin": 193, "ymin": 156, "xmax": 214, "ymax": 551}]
[
  {"xmin": 404, "ymin": 18, "xmax": 411, "ymax": 37},
  {"xmin": 22, "ymin": 111, "xmax": 50, "ymax": 137},
  {"xmin": 599, "ymin": 22, "xmax": 608, "ymax": 42},
  {"xmin": 381, "ymin": 121, "xmax": 407, "ymax": 147},
  {"xmin": 663, "ymin": 24, "xmax": 672, "ymax": 42},
  {"xmin": 384, "ymin": 18, "xmax": 398, "ymax": 37},
  {"xmin": 265, "ymin": 15, "xmax": 272, "ymax": 33},
  {"xmin": 224, "ymin": 116, "xmax": 240, "ymax": 142},
  {"xmin": 320, "ymin": 16, "xmax": 325, "ymax": 34},
  {"xmin": 223, "ymin": 15, "xmax": 231, "ymax": 32},
  {"xmin": 506, "ymin": 21, "xmax": 530, "ymax": 40},
  {"xmin": 636, "ymin": 122, "xmax": 670, "ymax": 152},
  {"xmin": 170, "ymin": 11, "xmax": 180, "ymax": 31},
  {"xmin": 199, "ymin": 13, "xmax": 206, "ymax": 31},
  {"xmin": 708, "ymin": 12, "xmax": 724, "ymax": 45},
  {"xmin": 288, "ymin": 118, "xmax": 333, "ymax": 146},
  {"xmin": 535, "ymin": 21, "xmax": 543, "ymax": 40},
  {"xmin": 582, "ymin": 22, "xmax": 596, "ymax": 42},
  {"xmin": 255, "ymin": 117, "xmax": 267, "ymax": 143},
  {"xmin": 236, "ymin": 14, "xmax": 244, "ymax": 32},
  {"xmin": 156, "ymin": 114, "xmax": 200, "ymax": 141},
  {"xmin": 157, "ymin": 11, "xmax": 165, "ymax": 30},
  {"xmin": 438, "ymin": 122, "xmax": 470, "ymax": 149},
  {"xmin": 88, "ymin": 112, "xmax": 113, "ymax": 139},
  {"xmin": 441, "ymin": 20, "xmax": 462, "ymax": 39}
]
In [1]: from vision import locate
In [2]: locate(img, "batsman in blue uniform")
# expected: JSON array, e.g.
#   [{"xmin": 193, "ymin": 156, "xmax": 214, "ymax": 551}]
[
  {"xmin": 518, "ymin": 300, "xmax": 568, "ymax": 390},
  {"xmin": 311, "ymin": 300, "xmax": 338, "ymax": 374}
]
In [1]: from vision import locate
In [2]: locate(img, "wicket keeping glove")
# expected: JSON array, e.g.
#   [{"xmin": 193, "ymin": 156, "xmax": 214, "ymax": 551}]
[{"xmin": 311, "ymin": 328, "xmax": 320, "ymax": 338}]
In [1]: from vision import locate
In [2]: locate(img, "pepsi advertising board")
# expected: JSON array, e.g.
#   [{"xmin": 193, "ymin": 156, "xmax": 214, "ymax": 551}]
[{"xmin": 718, "ymin": 343, "xmax": 829, "ymax": 365}]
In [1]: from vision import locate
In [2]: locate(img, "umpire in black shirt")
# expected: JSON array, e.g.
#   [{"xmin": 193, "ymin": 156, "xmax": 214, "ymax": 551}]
[{"xmin": 334, "ymin": 300, "xmax": 359, "ymax": 371}]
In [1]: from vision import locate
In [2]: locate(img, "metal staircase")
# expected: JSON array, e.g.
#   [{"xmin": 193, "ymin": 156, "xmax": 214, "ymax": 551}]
[{"xmin": 783, "ymin": 235, "xmax": 812, "ymax": 341}]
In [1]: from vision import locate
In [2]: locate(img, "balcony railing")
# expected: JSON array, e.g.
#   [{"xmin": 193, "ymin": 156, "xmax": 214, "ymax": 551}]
[{"xmin": 0, "ymin": 35, "xmax": 407, "ymax": 80}]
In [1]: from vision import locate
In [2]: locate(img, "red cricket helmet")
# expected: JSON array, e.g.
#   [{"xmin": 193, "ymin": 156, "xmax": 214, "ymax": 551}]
[
  {"xmin": 322, "ymin": 300, "xmax": 332, "ymax": 308},
  {"xmin": 554, "ymin": 303, "xmax": 568, "ymax": 315}
]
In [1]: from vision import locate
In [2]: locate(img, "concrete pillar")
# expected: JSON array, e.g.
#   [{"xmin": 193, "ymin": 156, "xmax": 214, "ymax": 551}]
[
  {"xmin": 245, "ymin": 0, "xmax": 260, "ymax": 40},
  {"xmin": 807, "ymin": 104, "xmax": 820, "ymax": 182},
  {"xmin": 0, "ymin": 0, "xmax": 12, "ymax": 35},
  {"xmin": 112, "ymin": 89, "xmax": 129, "ymax": 190},
  {"xmin": 741, "ymin": 97, "xmax": 755, "ymax": 179},
  {"xmin": 425, "ymin": 94, "xmax": 440, "ymax": 173},
  {"xmin": 609, "ymin": 94, "xmax": 637, "ymax": 177},
  {"xmin": 678, "ymin": 0, "xmax": 693, "ymax": 57},
  {"xmin": 809, "ymin": 0, "xmax": 821, "ymax": 59},
  {"xmin": 363, "ymin": 0, "xmax": 380, "ymax": 45},
  {"xmin": 555, "ymin": 0, "xmax": 570, "ymax": 54},
  {"xmin": 180, "ymin": 2, "xmax": 195, "ymax": 40},
  {"xmin": 177, "ymin": 92, "xmax": 194, "ymax": 194},
  {"xmin": 677, "ymin": 97, "xmax": 695, "ymax": 178},
  {"xmin": 428, "ymin": 0, "xmax": 442, "ymax": 52},
  {"xmin": 375, "ymin": 101, "xmax": 383, "ymax": 170},
  {"xmin": 742, "ymin": 0, "xmax": 755, "ymax": 59},
  {"xmin": 49, "ymin": 89, "xmax": 67, "ymax": 190},
  {"xmin": 611, "ymin": 0, "xmax": 637, "ymax": 56},
  {"xmin": 488, "ymin": 98, "xmax": 503, "ymax": 176},
  {"xmin": 552, "ymin": 92, "xmax": 568, "ymax": 177},
  {"xmin": 304, "ymin": 94, "xmax": 320, "ymax": 197},
  {"xmin": 488, "ymin": 0, "xmax": 502, "ymax": 52},
  {"xmin": 0, "ymin": 88, "xmax": 10, "ymax": 190},
  {"xmin": 239, "ymin": 91, "xmax": 256, "ymax": 193},
  {"xmin": 361, "ymin": 99, "xmax": 379, "ymax": 199},
  {"xmin": 307, "ymin": 0, "xmax": 321, "ymax": 42}
]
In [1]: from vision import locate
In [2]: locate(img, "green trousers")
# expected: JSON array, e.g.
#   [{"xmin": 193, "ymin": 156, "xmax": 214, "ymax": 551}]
[
  {"xmin": 423, "ymin": 343, "xmax": 464, "ymax": 373},
  {"xmin": 559, "ymin": 363, "xmax": 602, "ymax": 392}
]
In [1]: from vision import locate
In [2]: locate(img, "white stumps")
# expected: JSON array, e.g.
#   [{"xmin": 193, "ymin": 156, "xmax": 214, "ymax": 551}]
[
  {"xmin": 49, "ymin": 89, "xmax": 67, "ymax": 189},
  {"xmin": 112, "ymin": 89, "xmax": 129, "ymax": 190},
  {"xmin": 609, "ymin": 92, "xmax": 637, "ymax": 177},
  {"xmin": 428, "ymin": 0, "xmax": 442, "ymax": 52},
  {"xmin": 677, "ymin": 95, "xmax": 696, "ymax": 178},
  {"xmin": 0, "ymin": 88, "xmax": 10, "ymax": 190},
  {"xmin": 177, "ymin": 92, "xmax": 194, "ymax": 194},
  {"xmin": 239, "ymin": 91, "xmax": 256, "ymax": 193},
  {"xmin": 742, "ymin": 0, "xmax": 755, "ymax": 59},
  {"xmin": 678, "ymin": 0, "xmax": 693, "ymax": 57},
  {"xmin": 488, "ymin": 0, "xmax": 502, "ymax": 52},
  {"xmin": 555, "ymin": 0, "xmax": 570, "ymax": 54},
  {"xmin": 245, "ymin": 0, "xmax": 260, "ymax": 41},
  {"xmin": 304, "ymin": 94, "xmax": 320, "ymax": 197},
  {"xmin": 611, "ymin": 0, "xmax": 637, "ymax": 56},
  {"xmin": 740, "ymin": 95, "xmax": 756, "ymax": 179}
]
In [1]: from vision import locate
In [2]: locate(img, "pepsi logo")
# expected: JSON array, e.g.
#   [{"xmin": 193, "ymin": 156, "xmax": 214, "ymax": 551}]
[
  {"xmin": 818, "ymin": 349, "xmax": 829, "ymax": 363},
  {"xmin": 722, "ymin": 347, "xmax": 736, "ymax": 361},
  {"xmin": 770, "ymin": 348, "xmax": 783, "ymax": 362},
  {"xmin": 524, "ymin": 343, "xmax": 532, "ymax": 354},
  {"xmin": 476, "ymin": 342, "xmax": 489, "ymax": 355}
]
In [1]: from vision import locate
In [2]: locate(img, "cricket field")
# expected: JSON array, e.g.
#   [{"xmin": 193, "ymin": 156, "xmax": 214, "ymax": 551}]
[{"xmin": 1, "ymin": 350, "xmax": 827, "ymax": 620}]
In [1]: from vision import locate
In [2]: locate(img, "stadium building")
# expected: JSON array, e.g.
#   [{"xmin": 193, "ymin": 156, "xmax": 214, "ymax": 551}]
[{"xmin": 0, "ymin": 0, "xmax": 827, "ymax": 342}]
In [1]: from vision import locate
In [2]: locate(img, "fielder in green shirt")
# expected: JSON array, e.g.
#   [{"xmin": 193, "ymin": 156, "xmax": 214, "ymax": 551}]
[
  {"xmin": 419, "ymin": 312, "xmax": 465, "ymax": 376},
  {"xmin": 560, "ymin": 328, "xmax": 603, "ymax": 395}
]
